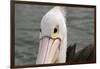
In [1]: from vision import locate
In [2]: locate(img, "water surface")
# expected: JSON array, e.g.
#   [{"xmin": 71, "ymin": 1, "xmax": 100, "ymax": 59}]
[{"xmin": 15, "ymin": 4, "xmax": 95, "ymax": 66}]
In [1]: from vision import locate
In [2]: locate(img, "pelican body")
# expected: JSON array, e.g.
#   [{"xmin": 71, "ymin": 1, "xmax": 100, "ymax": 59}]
[{"xmin": 36, "ymin": 6, "xmax": 67, "ymax": 64}]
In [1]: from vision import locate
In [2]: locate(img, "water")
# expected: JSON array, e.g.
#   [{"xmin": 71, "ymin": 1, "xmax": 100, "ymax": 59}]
[{"xmin": 15, "ymin": 4, "xmax": 95, "ymax": 66}]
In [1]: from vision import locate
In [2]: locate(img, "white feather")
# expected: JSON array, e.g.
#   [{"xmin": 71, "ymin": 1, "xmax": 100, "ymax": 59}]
[{"xmin": 41, "ymin": 6, "xmax": 67, "ymax": 63}]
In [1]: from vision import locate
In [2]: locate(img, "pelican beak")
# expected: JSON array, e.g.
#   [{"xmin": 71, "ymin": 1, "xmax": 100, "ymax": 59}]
[{"xmin": 36, "ymin": 37, "xmax": 61, "ymax": 64}]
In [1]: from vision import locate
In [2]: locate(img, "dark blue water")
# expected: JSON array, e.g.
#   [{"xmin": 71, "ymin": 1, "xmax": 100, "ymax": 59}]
[{"xmin": 15, "ymin": 4, "xmax": 94, "ymax": 66}]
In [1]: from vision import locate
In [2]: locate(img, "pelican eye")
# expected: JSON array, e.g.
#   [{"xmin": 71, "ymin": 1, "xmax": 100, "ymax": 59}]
[
  {"xmin": 51, "ymin": 25, "xmax": 59, "ymax": 38},
  {"xmin": 54, "ymin": 28, "xmax": 57, "ymax": 33},
  {"xmin": 40, "ymin": 29, "xmax": 41, "ymax": 32},
  {"xmin": 53, "ymin": 25, "xmax": 59, "ymax": 34}
]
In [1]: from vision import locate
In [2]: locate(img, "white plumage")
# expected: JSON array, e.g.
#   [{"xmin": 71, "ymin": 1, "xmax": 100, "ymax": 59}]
[{"xmin": 36, "ymin": 6, "xmax": 67, "ymax": 64}]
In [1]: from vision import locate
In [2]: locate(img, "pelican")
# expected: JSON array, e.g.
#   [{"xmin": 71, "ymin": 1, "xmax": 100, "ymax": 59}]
[{"xmin": 36, "ymin": 6, "xmax": 67, "ymax": 64}]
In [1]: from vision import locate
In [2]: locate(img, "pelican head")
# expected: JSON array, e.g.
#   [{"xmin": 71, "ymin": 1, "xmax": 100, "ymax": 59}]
[{"xmin": 36, "ymin": 6, "xmax": 67, "ymax": 64}]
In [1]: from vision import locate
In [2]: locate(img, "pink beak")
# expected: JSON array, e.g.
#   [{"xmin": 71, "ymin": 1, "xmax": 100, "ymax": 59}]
[{"xmin": 36, "ymin": 36, "xmax": 61, "ymax": 64}]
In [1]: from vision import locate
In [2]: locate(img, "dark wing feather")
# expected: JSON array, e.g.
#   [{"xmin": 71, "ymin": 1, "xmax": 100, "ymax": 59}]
[{"xmin": 66, "ymin": 44, "xmax": 96, "ymax": 64}]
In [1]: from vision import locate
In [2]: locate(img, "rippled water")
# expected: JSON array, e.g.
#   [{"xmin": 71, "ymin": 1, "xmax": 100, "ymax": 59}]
[{"xmin": 15, "ymin": 4, "xmax": 94, "ymax": 66}]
